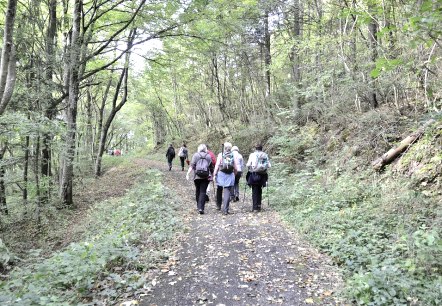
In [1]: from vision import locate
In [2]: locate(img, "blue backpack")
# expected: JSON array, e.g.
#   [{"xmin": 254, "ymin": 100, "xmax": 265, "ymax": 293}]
[{"xmin": 252, "ymin": 152, "xmax": 269, "ymax": 173}]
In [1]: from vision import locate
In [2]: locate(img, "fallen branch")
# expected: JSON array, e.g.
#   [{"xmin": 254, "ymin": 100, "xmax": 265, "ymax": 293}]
[{"xmin": 372, "ymin": 119, "xmax": 436, "ymax": 171}]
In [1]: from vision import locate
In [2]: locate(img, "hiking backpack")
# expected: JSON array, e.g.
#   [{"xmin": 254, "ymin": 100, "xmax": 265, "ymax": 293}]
[
  {"xmin": 195, "ymin": 153, "xmax": 210, "ymax": 178},
  {"xmin": 178, "ymin": 147, "xmax": 187, "ymax": 157},
  {"xmin": 167, "ymin": 147, "xmax": 175, "ymax": 158},
  {"xmin": 220, "ymin": 151, "xmax": 234, "ymax": 173},
  {"xmin": 252, "ymin": 151, "xmax": 269, "ymax": 173}
]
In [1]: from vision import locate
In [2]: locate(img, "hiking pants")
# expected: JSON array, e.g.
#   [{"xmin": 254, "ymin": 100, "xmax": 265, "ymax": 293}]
[
  {"xmin": 233, "ymin": 171, "xmax": 242, "ymax": 199},
  {"xmin": 216, "ymin": 185, "xmax": 233, "ymax": 213},
  {"xmin": 194, "ymin": 179, "xmax": 209, "ymax": 212},
  {"xmin": 251, "ymin": 185, "xmax": 263, "ymax": 211},
  {"xmin": 167, "ymin": 157, "xmax": 174, "ymax": 170},
  {"xmin": 179, "ymin": 157, "xmax": 186, "ymax": 170}
]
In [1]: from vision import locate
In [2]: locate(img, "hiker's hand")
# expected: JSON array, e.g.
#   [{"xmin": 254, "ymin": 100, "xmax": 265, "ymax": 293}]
[{"xmin": 186, "ymin": 174, "xmax": 190, "ymax": 181}]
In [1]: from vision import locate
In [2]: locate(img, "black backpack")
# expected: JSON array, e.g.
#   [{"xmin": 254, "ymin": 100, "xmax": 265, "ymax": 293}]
[
  {"xmin": 195, "ymin": 153, "xmax": 210, "ymax": 178},
  {"xmin": 167, "ymin": 147, "xmax": 175, "ymax": 158}
]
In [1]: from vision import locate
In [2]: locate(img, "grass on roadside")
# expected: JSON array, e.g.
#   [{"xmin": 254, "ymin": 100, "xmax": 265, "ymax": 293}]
[
  {"xmin": 0, "ymin": 168, "xmax": 183, "ymax": 306},
  {"xmin": 271, "ymin": 168, "xmax": 441, "ymax": 306}
]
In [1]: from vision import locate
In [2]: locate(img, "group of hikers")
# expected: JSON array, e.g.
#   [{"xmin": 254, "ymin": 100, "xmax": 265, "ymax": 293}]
[{"xmin": 166, "ymin": 142, "xmax": 271, "ymax": 215}]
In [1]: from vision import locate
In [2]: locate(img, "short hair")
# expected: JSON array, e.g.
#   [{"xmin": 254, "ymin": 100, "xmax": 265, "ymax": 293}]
[
  {"xmin": 224, "ymin": 142, "xmax": 232, "ymax": 152},
  {"xmin": 232, "ymin": 146, "xmax": 239, "ymax": 152},
  {"xmin": 197, "ymin": 143, "xmax": 207, "ymax": 153},
  {"xmin": 255, "ymin": 144, "xmax": 263, "ymax": 151}
]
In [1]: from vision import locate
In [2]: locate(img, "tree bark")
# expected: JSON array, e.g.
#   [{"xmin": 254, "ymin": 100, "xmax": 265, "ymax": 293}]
[{"xmin": 59, "ymin": 0, "xmax": 82, "ymax": 207}]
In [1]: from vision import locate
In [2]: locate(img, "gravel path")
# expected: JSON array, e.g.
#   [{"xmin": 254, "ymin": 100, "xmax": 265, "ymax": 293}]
[{"xmin": 140, "ymin": 160, "xmax": 343, "ymax": 306}]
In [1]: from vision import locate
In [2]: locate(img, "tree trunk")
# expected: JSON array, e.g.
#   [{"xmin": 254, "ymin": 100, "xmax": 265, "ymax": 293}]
[
  {"xmin": 368, "ymin": 2, "xmax": 379, "ymax": 109},
  {"xmin": 0, "ymin": 0, "xmax": 17, "ymax": 115},
  {"xmin": 95, "ymin": 30, "xmax": 135, "ymax": 177},
  {"xmin": 0, "ymin": 144, "xmax": 8, "ymax": 215},
  {"xmin": 264, "ymin": 10, "xmax": 271, "ymax": 98},
  {"xmin": 59, "ymin": 0, "xmax": 82, "ymax": 207},
  {"xmin": 289, "ymin": 0, "xmax": 302, "ymax": 116},
  {"xmin": 372, "ymin": 119, "xmax": 436, "ymax": 170}
]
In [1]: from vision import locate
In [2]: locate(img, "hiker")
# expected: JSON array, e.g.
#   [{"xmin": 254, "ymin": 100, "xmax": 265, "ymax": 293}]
[
  {"xmin": 246, "ymin": 143, "xmax": 271, "ymax": 212},
  {"xmin": 231, "ymin": 146, "xmax": 244, "ymax": 202},
  {"xmin": 186, "ymin": 144, "xmax": 213, "ymax": 214},
  {"xmin": 213, "ymin": 142, "xmax": 238, "ymax": 215},
  {"xmin": 166, "ymin": 144, "xmax": 176, "ymax": 171},
  {"xmin": 178, "ymin": 143, "xmax": 189, "ymax": 171},
  {"xmin": 205, "ymin": 145, "xmax": 217, "ymax": 202}
]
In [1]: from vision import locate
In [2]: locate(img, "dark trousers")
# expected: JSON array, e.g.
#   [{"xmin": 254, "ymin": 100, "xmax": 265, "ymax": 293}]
[
  {"xmin": 179, "ymin": 157, "xmax": 185, "ymax": 170},
  {"xmin": 233, "ymin": 171, "xmax": 242, "ymax": 199},
  {"xmin": 167, "ymin": 157, "xmax": 174, "ymax": 170},
  {"xmin": 251, "ymin": 185, "xmax": 263, "ymax": 210},
  {"xmin": 194, "ymin": 179, "xmax": 209, "ymax": 212},
  {"xmin": 216, "ymin": 185, "xmax": 233, "ymax": 213}
]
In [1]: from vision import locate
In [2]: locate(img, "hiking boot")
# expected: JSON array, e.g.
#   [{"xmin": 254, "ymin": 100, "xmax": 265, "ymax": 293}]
[
  {"xmin": 198, "ymin": 210, "xmax": 204, "ymax": 214},
  {"xmin": 235, "ymin": 196, "xmax": 239, "ymax": 202},
  {"xmin": 205, "ymin": 194, "xmax": 210, "ymax": 202}
]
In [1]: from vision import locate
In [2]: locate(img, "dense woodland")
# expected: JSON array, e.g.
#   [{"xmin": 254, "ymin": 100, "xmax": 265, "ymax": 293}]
[{"xmin": 0, "ymin": 0, "xmax": 441, "ymax": 305}]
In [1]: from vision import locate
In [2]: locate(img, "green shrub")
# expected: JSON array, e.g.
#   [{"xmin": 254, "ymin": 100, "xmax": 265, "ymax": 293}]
[
  {"xmin": 0, "ymin": 169, "xmax": 182, "ymax": 305},
  {"xmin": 272, "ymin": 166, "xmax": 442, "ymax": 305}
]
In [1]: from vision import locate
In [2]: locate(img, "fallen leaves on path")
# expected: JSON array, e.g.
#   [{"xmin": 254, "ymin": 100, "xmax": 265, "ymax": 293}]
[{"xmin": 128, "ymin": 160, "xmax": 344, "ymax": 305}]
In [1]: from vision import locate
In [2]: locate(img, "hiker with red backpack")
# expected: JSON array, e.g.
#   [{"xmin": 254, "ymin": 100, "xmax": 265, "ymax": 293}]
[
  {"xmin": 186, "ymin": 144, "xmax": 213, "ymax": 214},
  {"xmin": 213, "ymin": 142, "xmax": 238, "ymax": 215},
  {"xmin": 246, "ymin": 144, "xmax": 271, "ymax": 212}
]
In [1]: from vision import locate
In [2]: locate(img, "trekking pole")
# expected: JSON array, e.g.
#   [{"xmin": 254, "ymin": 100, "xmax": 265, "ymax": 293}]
[
  {"xmin": 242, "ymin": 181, "xmax": 247, "ymax": 203},
  {"xmin": 267, "ymin": 180, "xmax": 270, "ymax": 207}
]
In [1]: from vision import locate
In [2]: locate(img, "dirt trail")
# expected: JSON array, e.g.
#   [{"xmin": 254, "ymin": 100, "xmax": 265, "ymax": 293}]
[{"xmin": 140, "ymin": 160, "xmax": 343, "ymax": 306}]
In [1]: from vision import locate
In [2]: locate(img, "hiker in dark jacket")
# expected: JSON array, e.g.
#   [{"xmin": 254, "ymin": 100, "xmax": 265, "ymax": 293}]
[
  {"xmin": 166, "ymin": 144, "xmax": 176, "ymax": 171},
  {"xmin": 246, "ymin": 144, "xmax": 271, "ymax": 212},
  {"xmin": 186, "ymin": 144, "xmax": 213, "ymax": 214}
]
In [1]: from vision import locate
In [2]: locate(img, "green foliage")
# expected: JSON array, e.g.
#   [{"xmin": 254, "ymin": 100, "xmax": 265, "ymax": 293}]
[
  {"xmin": 0, "ymin": 169, "xmax": 183, "ymax": 305},
  {"xmin": 271, "ymin": 167, "xmax": 441, "ymax": 305}
]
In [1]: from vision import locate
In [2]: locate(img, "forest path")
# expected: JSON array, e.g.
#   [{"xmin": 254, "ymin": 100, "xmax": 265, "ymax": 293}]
[{"xmin": 139, "ymin": 159, "xmax": 343, "ymax": 306}]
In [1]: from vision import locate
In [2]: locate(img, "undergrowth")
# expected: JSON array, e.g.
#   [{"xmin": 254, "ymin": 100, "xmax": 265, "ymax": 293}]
[
  {"xmin": 0, "ymin": 168, "xmax": 183, "ymax": 305},
  {"xmin": 270, "ymin": 116, "xmax": 442, "ymax": 305}
]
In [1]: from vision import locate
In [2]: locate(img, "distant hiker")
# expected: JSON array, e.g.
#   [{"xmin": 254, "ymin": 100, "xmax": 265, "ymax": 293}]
[
  {"xmin": 166, "ymin": 144, "xmax": 176, "ymax": 171},
  {"xmin": 231, "ymin": 146, "xmax": 244, "ymax": 202},
  {"xmin": 246, "ymin": 144, "xmax": 271, "ymax": 212},
  {"xmin": 178, "ymin": 143, "xmax": 189, "ymax": 171},
  {"xmin": 205, "ymin": 145, "xmax": 217, "ymax": 202},
  {"xmin": 114, "ymin": 149, "xmax": 121, "ymax": 156},
  {"xmin": 186, "ymin": 144, "xmax": 213, "ymax": 214},
  {"xmin": 108, "ymin": 148, "xmax": 114, "ymax": 155},
  {"xmin": 213, "ymin": 142, "xmax": 238, "ymax": 215}
]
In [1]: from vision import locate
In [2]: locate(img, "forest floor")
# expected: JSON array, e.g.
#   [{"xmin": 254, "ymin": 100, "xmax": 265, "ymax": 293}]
[{"xmin": 136, "ymin": 159, "xmax": 344, "ymax": 306}]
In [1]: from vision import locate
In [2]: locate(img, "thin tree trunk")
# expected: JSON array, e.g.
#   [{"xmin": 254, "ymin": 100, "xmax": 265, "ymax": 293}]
[
  {"xmin": 0, "ymin": 144, "xmax": 8, "ymax": 215},
  {"xmin": 95, "ymin": 30, "xmax": 135, "ymax": 177},
  {"xmin": 264, "ymin": 10, "xmax": 271, "ymax": 97},
  {"xmin": 368, "ymin": 2, "xmax": 379, "ymax": 108}
]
